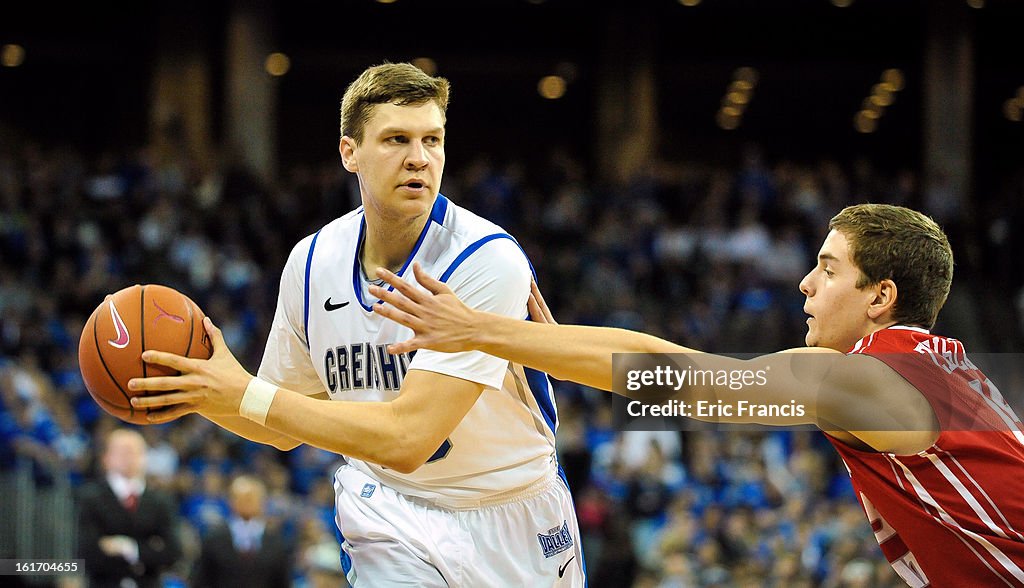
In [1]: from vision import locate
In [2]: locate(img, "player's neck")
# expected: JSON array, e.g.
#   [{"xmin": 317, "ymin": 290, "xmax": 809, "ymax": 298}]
[
  {"xmin": 845, "ymin": 319, "xmax": 901, "ymax": 350},
  {"xmin": 361, "ymin": 212, "xmax": 429, "ymax": 275}
]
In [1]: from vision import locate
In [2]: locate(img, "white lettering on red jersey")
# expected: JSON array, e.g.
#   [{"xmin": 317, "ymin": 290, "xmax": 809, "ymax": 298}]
[{"xmin": 828, "ymin": 326, "xmax": 1024, "ymax": 586}]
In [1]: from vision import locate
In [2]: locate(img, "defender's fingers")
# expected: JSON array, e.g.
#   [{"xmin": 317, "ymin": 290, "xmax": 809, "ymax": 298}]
[
  {"xmin": 130, "ymin": 390, "xmax": 205, "ymax": 408},
  {"xmin": 375, "ymin": 268, "xmax": 430, "ymax": 302},
  {"xmin": 386, "ymin": 339, "xmax": 423, "ymax": 355},
  {"xmin": 412, "ymin": 262, "xmax": 453, "ymax": 296},
  {"xmin": 531, "ymin": 280, "xmax": 557, "ymax": 324},
  {"xmin": 369, "ymin": 285, "xmax": 422, "ymax": 316},
  {"xmin": 527, "ymin": 293, "xmax": 546, "ymax": 324},
  {"xmin": 372, "ymin": 303, "xmax": 422, "ymax": 331}
]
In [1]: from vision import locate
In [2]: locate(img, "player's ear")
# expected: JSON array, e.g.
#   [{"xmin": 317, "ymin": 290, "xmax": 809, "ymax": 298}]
[
  {"xmin": 340, "ymin": 137, "xmax": 358, "ymax": 172},
  {"xmin": 866, "ymin": 279, "xmax": 897, "ymax": 321}
]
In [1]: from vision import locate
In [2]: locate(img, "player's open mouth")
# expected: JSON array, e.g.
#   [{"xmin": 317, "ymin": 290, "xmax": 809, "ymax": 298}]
[{"xmin": 401, "ymin": 180, "xmax": 426, "ymax": 190}]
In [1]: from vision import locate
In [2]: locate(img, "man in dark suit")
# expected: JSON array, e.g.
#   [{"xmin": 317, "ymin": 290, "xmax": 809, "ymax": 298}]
[
  {"xmin": 193, "ymin": 474, "xmax": 293, "ymax": 588},
  {"xmin": 78, "ymin": 427, "xmax": 182, "ymax": 588}
]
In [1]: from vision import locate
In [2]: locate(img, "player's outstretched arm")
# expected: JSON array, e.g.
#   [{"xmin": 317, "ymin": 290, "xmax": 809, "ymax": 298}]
[
  {"xmin": 370, "ymin": 264, "xmax": 939, "ymax": 453},
  {"xmin": 371, "ymin": 262, "xmax": 690, "ymax": 392}
]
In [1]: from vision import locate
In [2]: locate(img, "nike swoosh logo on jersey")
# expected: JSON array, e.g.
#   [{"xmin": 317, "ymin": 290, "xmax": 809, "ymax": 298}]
[
  {"xmin": 558, "ymin": 555, "xmax": 575, "ymax": 578},
  {"xmin": 108, "ymin": 300, "xmax": 130, "ymax": 348},
  {"xmin": 324, "ymin": 298, "xmax": 350, "ymax": 311}
]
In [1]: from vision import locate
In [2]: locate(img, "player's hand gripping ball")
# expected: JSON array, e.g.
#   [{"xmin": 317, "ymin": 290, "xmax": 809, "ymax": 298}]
[{"xmin": 78, "ymin": 285, "xmax": 213, "ymax": 424}]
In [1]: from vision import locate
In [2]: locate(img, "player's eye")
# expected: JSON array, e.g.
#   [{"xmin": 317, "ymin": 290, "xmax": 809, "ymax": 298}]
[
  {"xmin": 823, "ymin": 268, "xmax": 835, "ymax": 277},
  {"xmin": 386, "ymin": 135, "xmax": 407, "ymax": 144},
  {"xmin": 424, "ymin": 136, "xmax": 441, "ymax": 146}
]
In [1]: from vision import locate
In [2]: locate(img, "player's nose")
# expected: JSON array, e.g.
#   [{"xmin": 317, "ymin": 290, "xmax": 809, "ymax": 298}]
[
  {"xmin": 798, "ymin": 270, "xmax": 813, "ymax": 296},
  {"xmin": 405, "ymin": 142, "xmax": 429, "ymax": 169}
]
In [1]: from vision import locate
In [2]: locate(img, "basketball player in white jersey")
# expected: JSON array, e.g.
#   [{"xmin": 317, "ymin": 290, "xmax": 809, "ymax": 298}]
[{"xmin": 129, "ymin": 62, "xmax": 585, "ymax": 587}]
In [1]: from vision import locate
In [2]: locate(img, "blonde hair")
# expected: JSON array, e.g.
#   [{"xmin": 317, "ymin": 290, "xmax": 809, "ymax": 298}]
[{"xmin": 340, "ymin": 62, "xmax": 451, "ymax": 143}]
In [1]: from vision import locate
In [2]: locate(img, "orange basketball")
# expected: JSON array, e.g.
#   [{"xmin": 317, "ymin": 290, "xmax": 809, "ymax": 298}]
[{"xmin": 78, "ymin": 284, "xmax": 213, "ymax": 425}]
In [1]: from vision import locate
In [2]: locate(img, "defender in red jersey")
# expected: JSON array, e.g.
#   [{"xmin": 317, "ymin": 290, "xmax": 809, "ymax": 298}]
[
  {"xmin": 830, "ymin": 326, "xmax": 1024, "ymax": 586},
  {"xmin": 369, "ymin": 203, "xmax": 1024, "ymax": 586}
]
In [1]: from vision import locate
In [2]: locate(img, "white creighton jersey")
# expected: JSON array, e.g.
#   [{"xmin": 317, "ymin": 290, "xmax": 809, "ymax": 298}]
[{"xmin": 258, "ymin": 195, "xmax": 559, "ymax": 506}]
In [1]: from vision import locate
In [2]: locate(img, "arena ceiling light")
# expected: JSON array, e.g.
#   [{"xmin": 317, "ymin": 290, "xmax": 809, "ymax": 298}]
[
  {"xmin": 538, "ymin": 75, "xmax": 567, "ymax": 100},
  {"xmin": 265, "ymin": 53, "xmax": 291, "ymax": 77},
  {"xmin": 1, "ymin": 44, "xmax": 25, "ymax": 68},
  {"xmin": 855, "ymin": 68, "xmax": 904, "ymax": 134},
  {"xmin": 717, "ymin": 66, "xmax": 757, "ymax": 130},
  {"xmin": 1004, "ymin": 87, "xmax": 1024, "ymax": 123}
]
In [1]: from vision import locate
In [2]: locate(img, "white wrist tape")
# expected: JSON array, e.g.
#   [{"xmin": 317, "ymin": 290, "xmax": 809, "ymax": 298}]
[{"xmin": 240, "ymin": 377, "xmax": 277, "ymax": 425}]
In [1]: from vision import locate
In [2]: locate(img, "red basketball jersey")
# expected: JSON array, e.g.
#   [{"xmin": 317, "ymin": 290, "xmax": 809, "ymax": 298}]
[{"xmin": 825, "ymin": 325, "xmax": 1024, "ymax": 587}]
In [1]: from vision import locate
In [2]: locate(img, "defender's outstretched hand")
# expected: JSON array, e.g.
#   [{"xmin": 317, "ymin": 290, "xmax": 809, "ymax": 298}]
[
  {"xmin": 370, "ymin": 263, "xmax": 480, "ymax": 355},
  {"xmin": 127, "ymin": 317, "xmax": 254, "ymax": 423},
  {"xmin": 526, "ymin": 279, "xmax": 557, "ymax": 326}
]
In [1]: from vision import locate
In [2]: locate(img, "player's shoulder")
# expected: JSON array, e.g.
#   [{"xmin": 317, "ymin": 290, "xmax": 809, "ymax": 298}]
[
  {"xmin": 438, "ymin": 196, "xmax": 513, "ymax": 243},
  {"xmin": 285, "ymin": 208, "xmax": 363, "ymax": 267},
  {"xmin": 435, "ymin": 197, "xmax": 531, "ymax": 278}
]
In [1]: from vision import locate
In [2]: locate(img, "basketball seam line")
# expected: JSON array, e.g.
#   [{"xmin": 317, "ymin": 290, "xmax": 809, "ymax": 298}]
[
  {"xmin": 140, "ymin": 285, "xmax": 148, "ymax": 420},
  {"xmin": 184, "ymin": 298, "xmax": 195, "ymax": 359},
  {"xmin": 140, "ymin": 285, "xmax": 147, "ymax": 381}
]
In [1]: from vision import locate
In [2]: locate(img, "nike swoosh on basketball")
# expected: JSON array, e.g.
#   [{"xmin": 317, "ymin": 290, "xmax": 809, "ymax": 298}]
[
  {"xmin": 107, "ymin": 300, "xmax": 130, "ymax": 348},
  {"xmin": 324, "ymin": 298, "xmax": 350, "ymax": 311},
  {"xmin": 152, "ymin": 300, "xmax": 185, "ymax": 324},
  {"xmin": 558, "ymin": 555, "xmax": 575, "ymax": 578}
]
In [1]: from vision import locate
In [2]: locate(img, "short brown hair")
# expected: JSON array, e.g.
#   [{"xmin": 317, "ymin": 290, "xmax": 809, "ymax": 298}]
[
  {"xmin": 829, "ymin": 203, "xmax": 953, "ymax": 329},
  {"xmin": 340, "ymin": 62, "xmax": 451, "ymax": 143}
]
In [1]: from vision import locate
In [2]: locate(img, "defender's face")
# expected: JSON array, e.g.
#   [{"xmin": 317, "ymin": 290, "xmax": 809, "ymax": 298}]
[
  {"xmin": 341, "ymin": 101, "xmax": 445, "ymax": 223},
  {"xmin": 799, "ymin": 230, "xmax": 877, "ymax": 351}
]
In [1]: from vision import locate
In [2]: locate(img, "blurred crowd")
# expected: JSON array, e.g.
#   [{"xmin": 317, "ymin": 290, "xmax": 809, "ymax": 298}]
[{"xmin": 1, "ymin": 138, "xmax": 1021, "ymax": 587}]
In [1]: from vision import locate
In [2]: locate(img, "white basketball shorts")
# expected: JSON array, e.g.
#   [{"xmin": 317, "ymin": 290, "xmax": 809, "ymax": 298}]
[{"xmin": 332, "ymin": 462, "xmax": 586, "ymax": 587}]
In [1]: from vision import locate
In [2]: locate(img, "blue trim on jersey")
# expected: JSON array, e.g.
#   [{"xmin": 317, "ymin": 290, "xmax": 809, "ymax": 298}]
[
  {"xmin": 437, "ymin": 231, "xmax": 538, "ymax": 284},
  {"xmin": 439, "ymin": 233, "xmax": 557, "ymax": 435},
  {"xmin": 303, "ymin": 229, "xmax": 323, "ymax": 348},
  {"xmin": 557, "ymin": 464, "xmax": 589, "ymax": 586},
  {"xmin": 332, "ymin": 502, "xmax": 352, "ymax": 575},
  {"xmin": 514, "ymin": 238, "xmax": 539, "ymax": 282},
  {"xmin": 430, "ymin": 193, "xmax": 448, "ymax": 224},
  {"xmin": 351, "ymin": 221, "xmax": 370, "ymax": 311},
  {"xmin": 438, "ymin": 233, "xmax": 516, "ymax": 283},
  {"xmin": 524, "ymin": 367, "xmax": 557, "ymax": 435},
  {"xmin": 353, "ymin": 195, "xmax": 449, "ymax": 312}
]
